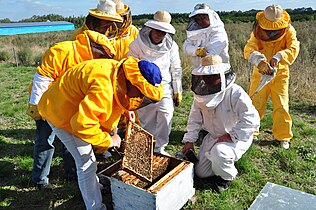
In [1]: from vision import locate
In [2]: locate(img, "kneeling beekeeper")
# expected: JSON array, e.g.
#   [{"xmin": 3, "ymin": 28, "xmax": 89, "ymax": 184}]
[
  {"xmin": 38, "ymin": 57, "xmax": 164, "ymax": 210},
  {"xmin": 181, "ymin": 55, "xmax": 260, "ymax": 193}
]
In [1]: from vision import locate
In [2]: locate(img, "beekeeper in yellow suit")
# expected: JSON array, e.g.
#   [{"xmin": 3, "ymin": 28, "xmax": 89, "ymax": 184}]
[
  {"xmin": 112, "ymin": 0, "xmax": 139, "ymax": 60},
  {"xmin": 38, "ymin": 57, "xmax": 164, "ymax": 210},
  {"xmin": 26, "ymin": 30, "xmax": 116, "ymax": 189},
  {"xmin": 244, "ymin": 5, "xmax": 300, "ymax": 149}
]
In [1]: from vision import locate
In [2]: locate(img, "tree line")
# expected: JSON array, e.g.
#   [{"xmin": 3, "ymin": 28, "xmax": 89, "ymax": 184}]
[{"xmin": 0, "ymin": 7, "xmax": 315, "ymax": 28}]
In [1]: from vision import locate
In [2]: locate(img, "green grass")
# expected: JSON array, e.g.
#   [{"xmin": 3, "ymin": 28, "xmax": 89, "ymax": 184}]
[
  {"xmin": 1, "ymin": 20, "xmax": 316, "ymax": 208},
  {"xmin": 0, "ymin": 64, "xmax": 315, "ymax": 209}
]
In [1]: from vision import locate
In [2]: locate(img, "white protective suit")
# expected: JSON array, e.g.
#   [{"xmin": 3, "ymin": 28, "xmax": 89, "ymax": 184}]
[
  {"xmin": 128, "ymin": 26, "xmax": 182, "ymax": 153},
  {"xmin": 183, "ymin": 9, "xmax": 229, "ymax": 67},
  {"xmin": 183, "ymin": 83, "xmax": 260, "ymax": 181}
]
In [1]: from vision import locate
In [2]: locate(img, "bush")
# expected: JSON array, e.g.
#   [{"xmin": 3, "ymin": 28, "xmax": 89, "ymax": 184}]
[
  {"xmin": 17, "ymin": 48, "xmax": 34, "ymax": 66},
  {"xmin": 0, "ymin": 50, "xmax": 10, "ymax": 61}
]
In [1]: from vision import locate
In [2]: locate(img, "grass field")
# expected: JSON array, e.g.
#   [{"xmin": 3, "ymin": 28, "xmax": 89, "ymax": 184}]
[
  {"xmin": 0, "ymin": 63, "xmax": 315, "ymax": 209},
  {"xmin": 0, "ymin": 20, "xmax": 316, "ymax": 210}
]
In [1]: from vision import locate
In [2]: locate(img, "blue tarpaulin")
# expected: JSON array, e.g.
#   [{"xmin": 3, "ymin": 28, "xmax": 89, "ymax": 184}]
[{"xmin": 0, "ymin": 21, "xmax": 74, "ymax": 35}]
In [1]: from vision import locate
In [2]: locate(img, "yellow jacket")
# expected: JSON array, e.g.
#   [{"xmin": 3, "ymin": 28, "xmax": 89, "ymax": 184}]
[
  {"xmin": 111, "ymin": 24, "xmax": 138, "ymax": 60},
  {"xmin": 37, "ymin": 30, "xmax": 114, "ymax": 80},
  {"xmin": 71, "ymin": 24, "xmax": 138, "ymax": 61},
  {"xmin": 244, "ymin": 25, "xmax": 300, "ymax": 72},
  {"xmin": 38, "ymin": 59, "xmax": 124, "ymax": 151}
]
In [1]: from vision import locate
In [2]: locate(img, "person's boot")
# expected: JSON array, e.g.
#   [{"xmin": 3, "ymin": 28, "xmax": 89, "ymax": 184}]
[
  {"xmin": 212, "ymin": 176, "xmax": 231, "ymax": 193},
  {"xmin": 280, "ymin": 141, "xmax": 290, "ymax": 149}
]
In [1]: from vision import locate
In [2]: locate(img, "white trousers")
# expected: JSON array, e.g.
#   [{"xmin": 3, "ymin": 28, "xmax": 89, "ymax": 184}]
[
  {"xmin": 138, "ymin": 96, "xmax": 174, "ymax": 152},
  {"xmin": 195, "ymin": 133, "xmax": 252, "ymax": 181},
  {"xmin": 48, "ymin": 122, "xmax": 106, "ymax": 210}
]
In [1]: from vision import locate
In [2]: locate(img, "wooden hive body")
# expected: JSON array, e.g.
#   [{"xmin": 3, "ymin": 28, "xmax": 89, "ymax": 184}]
[
  {"xmin": 99, "ymin": 156, "xmax": 195, "ymax": 210},
  {"xmin": 98, "ymin": 122, "xmax": 195, "ymax": 209}
]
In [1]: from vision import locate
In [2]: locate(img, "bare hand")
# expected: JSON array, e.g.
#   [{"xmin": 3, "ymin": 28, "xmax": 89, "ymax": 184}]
[
  {"xmin": 111, "ymin": 134, "xmax": 122, "ymax": 148},
  {"xmin": 270, "ymin": 58, "xmax": 279, "ymax": 68},
  {"xmin": 182, "ymin": 142, "xmax": 194, "ymax": 154}
]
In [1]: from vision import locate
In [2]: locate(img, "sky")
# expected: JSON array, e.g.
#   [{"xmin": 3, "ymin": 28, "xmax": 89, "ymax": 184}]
[{"xmin": 0, "ymin": 0, "xmax": 315, "ymax": 21}]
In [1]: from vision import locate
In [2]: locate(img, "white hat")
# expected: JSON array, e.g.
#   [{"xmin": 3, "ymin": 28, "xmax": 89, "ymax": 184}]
[
  {"xmin": 89, "ymin": 0, "xmax": 123, "ymax": 22},
  {"xmin": 264, "ymin": 4, "xmax": 283, "ymax": 22},
  {"xmin": 256, "ymin": 4, "xmax": 290, "ymax": 30},
  {"xmin": 189, "ymin": 3, "xmax": 211, "ymax": 18},
  {"xmin": 115, "ymin": 0, "xmax": 125, "ymax": 12},
  {"xmin": 144, "ymin": 10, "xmax": 176, "ymax": 34},
  {"xmin": 192, "ymin": 55, "xmax": 231, "ymax": 75}
]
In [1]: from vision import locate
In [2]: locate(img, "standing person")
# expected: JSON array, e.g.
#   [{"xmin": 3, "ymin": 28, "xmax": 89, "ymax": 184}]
[
  {"xmin": 183, "ymin": 3, "xmax": 229, "ymax": 68},
  {"xmin": 26, "ymin": 30, "xmax": 116, "ymax": 189},
  {"xmin": 112, "ymin": 0, "xmax": 139, "ymax": 60},
  {"xmin": 181, "ymin": 55, "xmax": 260, "ymax": 193},
  {"xmin": 71, "ymin": 0, "xmax": 123, "ymax": 40},
  {"xmin": 244, "ymin": 4, "xmax": 300, "ymax": 149},
  {"xmin": 128, "ymin": 10, "xmax": 183, "ymax": 155},
  {"xmin": 38, "ymin": 57, "xmax": 164, "ymax": 210}
]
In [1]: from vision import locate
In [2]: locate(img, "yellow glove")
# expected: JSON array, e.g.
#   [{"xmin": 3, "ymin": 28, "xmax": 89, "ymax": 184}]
[
  {"xmin": 257, "ymin": 61, "xmax": 272, "ymax": 75},
  {"xmin": 26, "ymin": 104, "xmax": 42, "ymax": 120},
  {"xmin": 195, "ymin": 47, "xmax": 207, "ymax": 57},
  {"xmin": 173, "ymin": 93, "xmax": 182, "ymax": 107}
]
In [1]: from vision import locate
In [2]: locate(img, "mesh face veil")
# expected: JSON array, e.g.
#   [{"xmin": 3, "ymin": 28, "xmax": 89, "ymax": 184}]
[
  {"xmin": 253, "ymin": 22, "xmax": 287, "ymax": 41},
  {"xmin": 191, "ymin": 69, "xmax": 235, "ymax": 96},
  {"xmin": 118, "ymin": 6, "xmax": 132, "ymax": 34},
  {"xmin": 85, "ymin": 14, "xmax": 120, "ymax": 39}
]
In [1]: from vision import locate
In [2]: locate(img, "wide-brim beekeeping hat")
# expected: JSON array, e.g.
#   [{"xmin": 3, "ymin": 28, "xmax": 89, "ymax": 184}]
[
  {"xmin": 89, "ymin": 0, "xmax": 123, "ymax": 22},
  {"xmin": 256, "ymin": 4, "xmax": 290, "ymax": 30},
  {"xmin": 144, "ymin": 10, "xmax": 176, "ymax": 34},
  {"xmin": 189, "ymin": 3, "xmax": 211, "ymax": 18},
  {"xmin": 191, "ymin": 55, "xmax": 234, "ymax": 95},
  {"xmin": 115, "ymin": 0, "xmax": 129, "ymax": 15}
]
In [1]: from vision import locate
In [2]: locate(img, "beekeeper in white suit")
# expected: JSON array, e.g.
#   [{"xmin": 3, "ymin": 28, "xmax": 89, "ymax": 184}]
[
  {"xmin": 181, "ymin": 55, "xmax": 260, "ymax": 193},
  {"xmin": 128, "ymin": 10, "xmax": 182, "ymax": 155},
  {"xmin": 183, "ymin": 3, "xmax": 229, "ymax": 67}
]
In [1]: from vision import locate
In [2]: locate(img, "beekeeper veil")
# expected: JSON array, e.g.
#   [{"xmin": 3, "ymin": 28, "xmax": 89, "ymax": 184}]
[
  {"xmin": 139, "ymin": 10, "xmax": 175, "ymax": 51},
  {"xmin": 87, "ymin": 0, "xmax": 123, "ymax": 38},
  {"xmin": 192, "ymin": 55, "xmax": 236, "ymax": 109},
  {"xmin": 115, "ymin": 0, "xmax": 132, "ymax": 34},
  {"xmin": 187, "ymin": 3, "xmax": 212, "ymax": 31},
  {"xmin": 253, "ymin": 5, "xmax": 290, "ymax": 42}
]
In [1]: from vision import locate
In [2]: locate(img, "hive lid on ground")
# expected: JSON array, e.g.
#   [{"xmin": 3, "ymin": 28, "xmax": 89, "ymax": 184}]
[{"xmin": 121, "ymin": 121, "xmax": 154, "ymax": 182}]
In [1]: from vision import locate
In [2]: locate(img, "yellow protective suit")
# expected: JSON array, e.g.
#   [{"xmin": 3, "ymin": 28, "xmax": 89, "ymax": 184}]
[
  {"xmin": 71, "ymin": 24, "xmax": 138, "ymax": 61},
  {"xmin": 37, "ymin": 30, "xmax": 115, "ymax": 80},
  {"xmin": 244, "ymin": 25, "xmax": 300, "ymax": 141},
  {"xmin": 111, "ymin": 24, "xmax": 138, "ymax": 60},
  {"xmin": 38, "ymin": 58, "xmax": 164, "ymax": 153},
  {"xmin": 38, "ymin": 59, "xmax": 123, "ymax": 152}
]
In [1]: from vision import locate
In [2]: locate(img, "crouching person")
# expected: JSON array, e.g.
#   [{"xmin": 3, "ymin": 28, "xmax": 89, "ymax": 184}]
[
  {"xmin": 181, "ymin": 55, "xmax": 260, "ymax": 193},
  {"xmin": 38, "ymin": 57, "xmax": 163, "ymax": 210}
]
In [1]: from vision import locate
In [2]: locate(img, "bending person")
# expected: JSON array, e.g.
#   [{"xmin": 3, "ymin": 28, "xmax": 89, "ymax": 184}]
[{"xmin": 38, "ymin": 57, "xmax": 163, "ymax": 210}]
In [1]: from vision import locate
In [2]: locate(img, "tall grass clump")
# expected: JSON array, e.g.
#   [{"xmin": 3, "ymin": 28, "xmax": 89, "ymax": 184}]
[
  {"xmin": 0, "ymin": 50, "xmax": 10, "ymax": 62},
  {"xmin": 17, "ymin": 48, "xmax": 34, "ymax": 66}
]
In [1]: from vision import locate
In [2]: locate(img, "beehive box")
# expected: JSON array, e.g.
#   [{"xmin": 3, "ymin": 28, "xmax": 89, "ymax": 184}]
[{"xmin": 99, "ymin": 155, "xmax": 195, "ymax": 210}]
